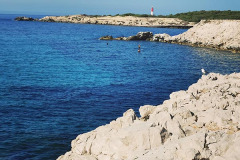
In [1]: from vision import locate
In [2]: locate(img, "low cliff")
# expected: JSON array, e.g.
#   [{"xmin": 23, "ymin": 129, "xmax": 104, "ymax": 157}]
[
  {"xmin": 154, "ymin": 20, "xmax": 240, "ymax": 53},
  {"xmin": 15, "ymin": 15, "xmax": 194, "ymax": 28},
  {"xmin": 57, "ymin": 73, "xmax": 240, "ymax": 160}
]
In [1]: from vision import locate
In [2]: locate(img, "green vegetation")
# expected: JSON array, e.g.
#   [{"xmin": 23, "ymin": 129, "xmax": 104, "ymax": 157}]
[
  {"xmin": 167, "ymin": 10, "xmax": 240, "ymax": 22},
  {"xmin": 113, "ymin": 10, "xmax": 240, "ymax": 22}
]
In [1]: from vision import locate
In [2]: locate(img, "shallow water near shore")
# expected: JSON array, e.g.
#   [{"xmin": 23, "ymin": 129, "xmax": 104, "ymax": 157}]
[{"xmin": 0, "ymin": 14, "xmax": 240, "ymax": 160}]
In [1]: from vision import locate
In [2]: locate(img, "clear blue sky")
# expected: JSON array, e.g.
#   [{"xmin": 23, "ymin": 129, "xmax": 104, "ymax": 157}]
[{"xmin": 0, "ymin": 0, "xmax": 239, "ymax": 15}]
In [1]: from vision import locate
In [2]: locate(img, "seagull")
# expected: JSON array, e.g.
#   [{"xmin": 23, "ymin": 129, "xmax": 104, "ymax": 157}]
[{"xmin": 201, "ymin": 68, "xmax": 207, "ymax": 75}]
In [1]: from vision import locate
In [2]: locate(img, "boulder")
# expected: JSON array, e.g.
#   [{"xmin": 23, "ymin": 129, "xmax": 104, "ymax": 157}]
[
  {"xmin": 136, "ymin": 32, "xmax": 153, "ymax": 40},
  {"xmin": 139, "ymin": 105, "xmax": 155, "ymax": 119},
  {"xmin": 117, "ymin": 32, "xmax": 153, "ymax": 41}
]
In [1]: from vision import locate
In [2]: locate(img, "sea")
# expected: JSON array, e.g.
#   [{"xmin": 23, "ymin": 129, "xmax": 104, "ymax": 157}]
[{"xmin": 0, "ymin": 14, "xmax": 240, "ymax": 160}]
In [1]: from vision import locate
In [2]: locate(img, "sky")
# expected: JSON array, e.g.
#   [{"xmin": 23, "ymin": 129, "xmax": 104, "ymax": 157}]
[{"xmin": 0, "ymin": 0, "xmax": 239, "ymax": 15}]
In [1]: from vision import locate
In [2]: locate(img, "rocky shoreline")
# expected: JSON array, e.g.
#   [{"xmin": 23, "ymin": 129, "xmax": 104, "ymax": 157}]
[
  {"xmin": 57, "ymin": 73, "xmax": 240, "ymax": 160},
  {"xmin": 15, "ymin": 16, "xmax": 240, "ymax": 52},
  {"xmin": 14, "ymin": 15, "xmax": 194, "ymax": 28},
  {"xmin": 100, "ymin": 20, "xmax": 240, "ymax": 53}
]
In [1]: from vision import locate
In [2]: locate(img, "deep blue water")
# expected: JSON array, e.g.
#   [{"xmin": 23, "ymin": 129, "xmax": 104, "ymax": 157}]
[{"xmin": 0, "ymin": 14, "xmax": 240, "ymax": 160}]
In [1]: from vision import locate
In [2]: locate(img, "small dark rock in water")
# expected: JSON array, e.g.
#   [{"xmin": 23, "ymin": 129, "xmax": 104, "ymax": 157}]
[
  {"xmin": 15, "ymin": 17, "xmax": 36, "ymax": 21},
  {"xmin": 99, "ymin": 35, "xmax": 113, "ymax": 40}
]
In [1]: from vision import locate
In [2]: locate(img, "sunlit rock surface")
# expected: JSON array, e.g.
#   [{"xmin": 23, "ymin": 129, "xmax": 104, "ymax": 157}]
[
  {"xmin": 154, "ymin": 20, "xmax": 240, "ymax": 53},
  {"xmin": 57, "ymin": 73, "xmax": 240, "ymax": 160},
  {"xmin": 39, "ymin": 15, "xmax": 194, "ymax": 28}
]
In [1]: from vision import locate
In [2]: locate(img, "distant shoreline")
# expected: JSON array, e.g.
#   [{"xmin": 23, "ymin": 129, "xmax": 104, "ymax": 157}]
[
  {"xmin": 15, "ymin": 15, "xmax": 195, "ymax": 28},
  {"xmin": 15, "ymin": 10, "xmax": 240, "ymax": 28}
]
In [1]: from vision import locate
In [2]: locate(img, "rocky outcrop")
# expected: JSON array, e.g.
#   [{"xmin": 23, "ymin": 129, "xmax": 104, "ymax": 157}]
[
  {"xmin": 133, "ymin": 32, "xmax": 153, "ymax": 40},
  {"xmin": 14, "ymin": 17, "xmax": 36, "ymax": 21},
  {"xmin": 153, "ymin": 20, "xmax": 240, "ymax": 53},
  {"xmin": 100, "ymin": 32, "xmax": 153, "ymax": 41},
  {"xmin": 100, "ymin": 20, "xmax": 240, "ymax": 53},
  {"xmin": 57, "ymin": 73, "xmax": 240, "ymax": 160},
  {"xmin": 38, "ymin": 15, "xmax": 194, "ymax": 28}
]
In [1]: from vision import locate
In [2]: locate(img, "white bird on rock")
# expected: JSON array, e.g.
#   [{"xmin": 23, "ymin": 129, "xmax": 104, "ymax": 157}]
[{"xmin": 201, "ymin": 68, "xmax": 207, "ymax": 75}]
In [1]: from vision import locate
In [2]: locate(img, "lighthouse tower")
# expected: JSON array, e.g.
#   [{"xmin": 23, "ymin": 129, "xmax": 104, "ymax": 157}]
[{"xmin": 151, "ymin": 7, "xmax": 154, "ymax": 16}]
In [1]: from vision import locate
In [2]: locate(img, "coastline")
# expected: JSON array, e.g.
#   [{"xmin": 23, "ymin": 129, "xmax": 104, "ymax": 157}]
[
  {"xmin": 159, "ymin": 20, "xmax": 240, "ymax": 53},
  {"xmin": 100, "ymin": 20, "xmax": 240, "ymax": 53},
  {"xmin": 15, "ymin": 15, "xmax": 240, "ymax": 52},
  {"xmin": 15, "ymin": 15, "xmax": 195, "ymax": 28},
  {"xmin": 10, "ymin": 14, "xmax": 239, "ymax": 159},
  {"xmin": 57, "ymin": 73, "xmax": 240, "ymax": 160}
]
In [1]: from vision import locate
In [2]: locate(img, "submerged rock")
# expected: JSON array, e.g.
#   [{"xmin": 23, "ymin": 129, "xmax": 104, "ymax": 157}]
[{"xmin": 57, "ymin": 73, "xmax": 240, "ymax": 160}]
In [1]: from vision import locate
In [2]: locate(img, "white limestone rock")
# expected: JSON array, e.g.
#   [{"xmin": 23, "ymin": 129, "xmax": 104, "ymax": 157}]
[
  {"xmin": 58, "ymin": 73, "xmax": 240, "ymax": 160},
  {"xmin": 153, "ymin": 20, "xmax": 240, "ymax": 52},
  {"xmin": 152, "ymin": 33, "xmax": 171, "ymax": 42},
  {"xmin": 139, "ymin": 105, "xmax": 156, "ymax": 119},
  {"xmin": 40, "ymin": 15, "xmax": 193, "ymax": 28}
]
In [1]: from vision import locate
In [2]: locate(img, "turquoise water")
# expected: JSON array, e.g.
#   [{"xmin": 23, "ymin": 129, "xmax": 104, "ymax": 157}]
[{"xmin": 0, "ymin": 14, "xmax": 240, "ymax": 160}]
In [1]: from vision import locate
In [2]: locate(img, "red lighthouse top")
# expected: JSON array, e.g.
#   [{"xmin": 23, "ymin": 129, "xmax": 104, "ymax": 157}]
[{"xmin": 151, "ymin": 7, "xmax": 154, "ymax": 12}]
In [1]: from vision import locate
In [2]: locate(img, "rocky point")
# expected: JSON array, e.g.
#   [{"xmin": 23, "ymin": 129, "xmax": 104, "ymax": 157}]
[{"xmin": 57, "ymin": 73, "xmax": 240, "ymax": 160}]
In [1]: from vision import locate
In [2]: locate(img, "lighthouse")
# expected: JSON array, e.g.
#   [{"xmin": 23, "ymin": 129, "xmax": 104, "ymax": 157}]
[{"xmin": 151, "ymin": 7, "xmax": 154, "ymax": 16}]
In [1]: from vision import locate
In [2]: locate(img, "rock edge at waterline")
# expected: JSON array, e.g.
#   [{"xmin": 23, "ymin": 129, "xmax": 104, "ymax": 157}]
[
  {"xmin": 100, "ymin": 20, "xmax": 240, "ymax": 53},
  {"xmin": 14, "ymin": 17, "xmax": 36, "ymax": 21},
  {"xmin": 57, "ymin": 72, "xmax": 240, "ymax": 160}
]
